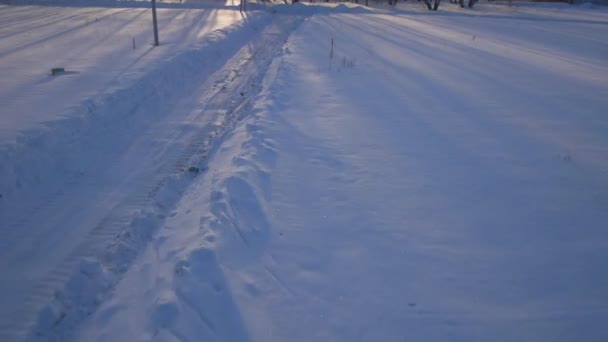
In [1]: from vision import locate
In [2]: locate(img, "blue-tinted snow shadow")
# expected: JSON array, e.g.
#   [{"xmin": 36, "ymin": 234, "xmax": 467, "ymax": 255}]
[
  {"xmin": 283, "ymin": 15, "xmax": 608, "ymax": 340},
  {"xmin": 168, "ymin": 246, "xmax": 252, "ymax": 341},
  {"xmin": 312, "ymin": 13, "xmax": 608, "ymax": 247},
  {"xmin": 3, "ymin": 0, "xmax": 240, "ymax": 10}
]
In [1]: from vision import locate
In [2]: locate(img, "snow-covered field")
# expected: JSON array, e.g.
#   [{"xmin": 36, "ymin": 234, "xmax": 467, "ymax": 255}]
[
  {"xmin": 1, "ymin": 1, "xmax": 608, "ymax": 341},
  {"xmin": 0, "ymin": 1, "xmax": 242, "ymax": 143}
]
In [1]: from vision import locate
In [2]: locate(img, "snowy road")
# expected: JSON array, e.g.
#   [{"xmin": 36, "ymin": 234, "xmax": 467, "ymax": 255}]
[
  {"xmin": 0, "ymin": 2, "xmax": 287, "ymax": 340},
  {"xmin": 2, "ymin": 2, "xmax": 608, "ymax": 341}
]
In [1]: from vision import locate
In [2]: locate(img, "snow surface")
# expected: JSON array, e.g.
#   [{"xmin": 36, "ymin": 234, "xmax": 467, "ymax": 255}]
[
  {"xmin": 1, "ymin": 1, "xmax": 608, "ymax": 341},
  {"xmin": 0, "ymin": 1, "xmax": 242, "ymax": 144},
  {"xmin": 0, "ymin": 1, "xmax": 269, "ymax": 339}
]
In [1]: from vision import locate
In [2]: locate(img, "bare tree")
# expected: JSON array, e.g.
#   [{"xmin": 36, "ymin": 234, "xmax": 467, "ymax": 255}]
[
  {"xmin": 449, "ymin": 0, "xmax": 478, "ymax": 8},
  {"xmin": 422, "ymin": 0, "xmax": 441, "ymax": 10}
]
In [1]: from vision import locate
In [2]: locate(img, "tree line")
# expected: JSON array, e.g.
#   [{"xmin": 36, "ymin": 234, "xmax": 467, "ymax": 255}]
[{"xmin": 307, "ymin": 0, "xmax": 482, "ymax": 11}]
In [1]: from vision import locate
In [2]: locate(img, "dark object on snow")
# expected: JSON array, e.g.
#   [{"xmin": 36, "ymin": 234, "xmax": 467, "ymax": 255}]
[
  {"xmin": 188, "ymin": 166, "xmax": 200, "ymax": 173},
  {"xmin": 51, "ymin": 67, "xmax": 65, "ymax": 76}
]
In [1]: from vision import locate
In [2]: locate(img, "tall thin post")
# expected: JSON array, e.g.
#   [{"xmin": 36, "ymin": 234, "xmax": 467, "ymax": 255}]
[{"xmin": 151, "ymin": 0, "xmax": 159, "ymax": 46}]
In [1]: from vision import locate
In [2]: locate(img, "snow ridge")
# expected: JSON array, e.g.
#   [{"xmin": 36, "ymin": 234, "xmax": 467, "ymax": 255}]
[
  {"xmin": 0, "ymin": 11, "xmax": 275, "ymax": 341},
  {"xmin": 17, "ymin": 12, "xmax": 302, "ymax": 342}
]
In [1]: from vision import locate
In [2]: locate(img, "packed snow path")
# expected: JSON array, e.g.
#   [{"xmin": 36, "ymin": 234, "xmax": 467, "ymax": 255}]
[{"xmin": 2, "ymin": 2, "xmax": 608, "ymax": 341}]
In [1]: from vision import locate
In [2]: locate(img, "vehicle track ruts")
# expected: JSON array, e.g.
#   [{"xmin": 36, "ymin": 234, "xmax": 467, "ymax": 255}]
[{"xmin": 0, "ymin": 12, "xmax": 303, "ymax": 342}]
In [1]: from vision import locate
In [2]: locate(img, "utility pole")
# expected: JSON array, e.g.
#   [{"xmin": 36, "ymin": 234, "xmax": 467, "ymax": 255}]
[{"xmin": 151, "ymin": 0, "xmax": 159, "ymax": 46}]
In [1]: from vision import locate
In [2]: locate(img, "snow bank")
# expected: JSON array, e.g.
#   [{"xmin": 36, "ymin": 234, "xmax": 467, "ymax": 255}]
[
  {"xmin": 0, "ymin": 10, "xmax": 278, "ymax": 340},
  {"xmin": 20, "ymin": 10, "xmax": 303, "ymax": 341},
  {"xmin": 68, "ymin": 12, "xmax": 303, "ymax": 341}
]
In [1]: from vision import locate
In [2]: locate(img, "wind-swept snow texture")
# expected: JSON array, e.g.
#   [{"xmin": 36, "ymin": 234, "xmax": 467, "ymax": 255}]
[
  {"xmin": 2, "ymin": 1, "xmax": 608, "ymax": 342},
  {"xmin": 0, "ymin": 2, "xmax": 243, "ymax": 143},
  {"xmin": 72, "ymin": 2, "xmax": 608, "ymax": 342}
]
